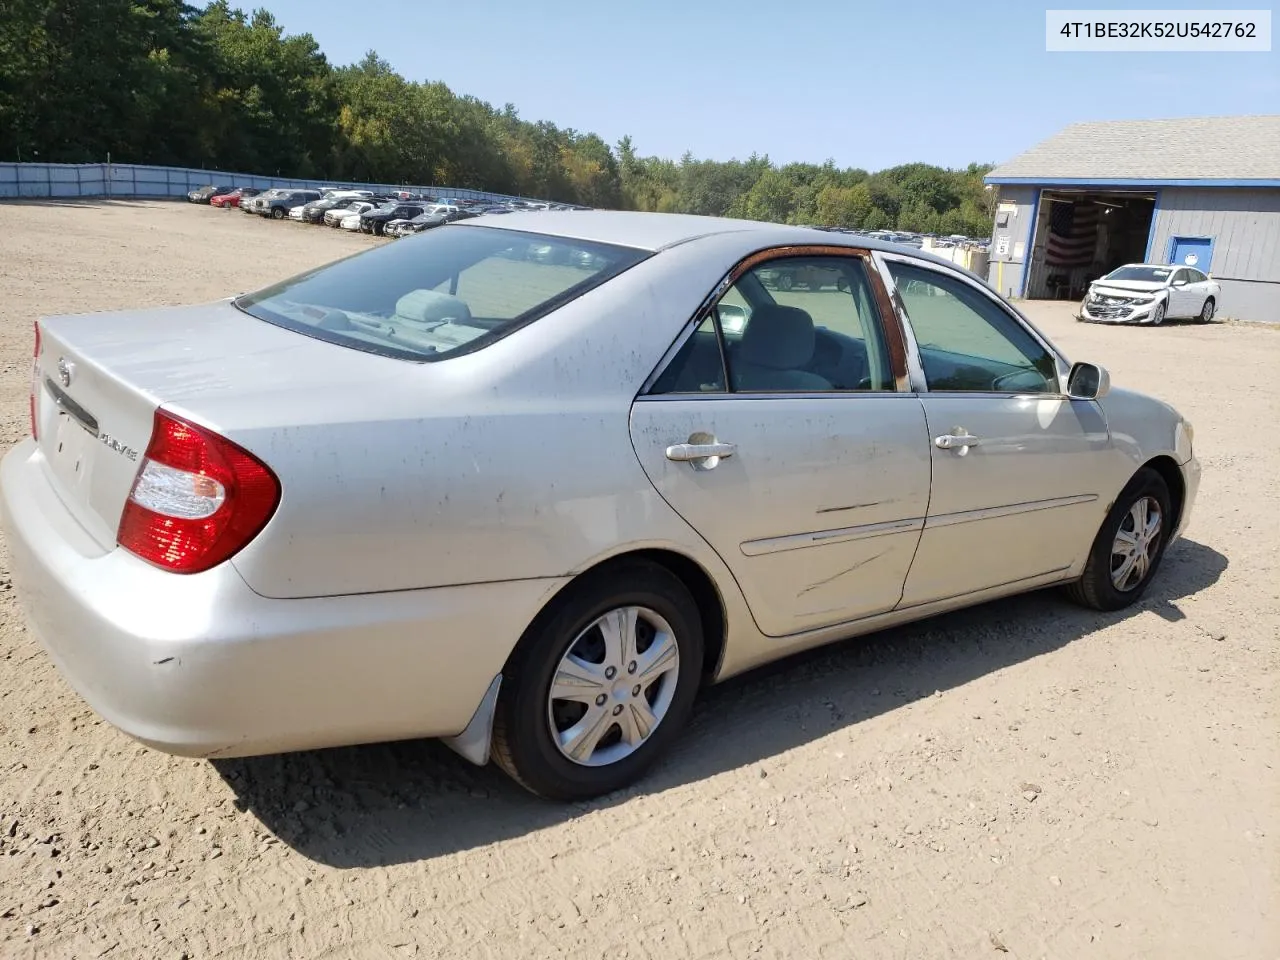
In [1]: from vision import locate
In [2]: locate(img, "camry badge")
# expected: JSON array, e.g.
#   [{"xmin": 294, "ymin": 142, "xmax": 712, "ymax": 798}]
[{"xmin": 57, "ymin": 357, "xmax": 75, "ymax": 388}]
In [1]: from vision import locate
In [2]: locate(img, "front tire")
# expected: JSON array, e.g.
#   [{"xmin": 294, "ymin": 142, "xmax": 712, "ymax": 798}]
[
  {"xmin": 1064, "ymin": 467, "xmax": 1172, "ymax": 611},
  {"xmin": 271, "ymin": 207, "xmax": 285, "ymax": 220},
  {"xmin": 491, "ymin": 561, "xmax": 704, "ymax": 800},
  {"xmin": 1150, "ymin": 300, "xmax": 1166, "ymax": 326}
]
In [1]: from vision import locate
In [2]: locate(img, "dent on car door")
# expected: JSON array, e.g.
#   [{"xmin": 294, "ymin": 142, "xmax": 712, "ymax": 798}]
[
  {"xmin": 879, "ymin": 257, "xmax": 1113, "ymax": 607},
  {"xmin": 629, "ymin": 250, "xmax": 932, "ymax": 638}
]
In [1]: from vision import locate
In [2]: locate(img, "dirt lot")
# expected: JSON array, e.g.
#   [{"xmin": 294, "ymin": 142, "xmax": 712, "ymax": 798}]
[{"xmin": 0, "ymin": 200, "xmax": 1276, "ymax": 960}]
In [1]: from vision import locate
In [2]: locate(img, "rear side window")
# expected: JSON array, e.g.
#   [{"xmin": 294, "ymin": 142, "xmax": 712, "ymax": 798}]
[{"xmin": 235, "ymin": 226, "xmax": 648, "ymax": 361}]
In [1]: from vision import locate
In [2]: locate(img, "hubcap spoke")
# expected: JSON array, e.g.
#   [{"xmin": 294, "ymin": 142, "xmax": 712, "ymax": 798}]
[
  {"xmin": 618, "ymin": 699, "xmax": 658, "ymax": 747},
  {"xmin": 634, "ymin": 630, "xmax": 678, "ymax": 685},
  {"xmin": 560, "ymin": 706, "xmax": 615, "ymax": 763},
  {"xmin": 1145, "ymin": 513, "xmax": 1162, "ymax": 540},
  {"xmin": 1130, "ymin": 500, "xmax": 1147, "ymax": 533},
  {"xmin": 1112, "ymin": 552, "xmax": 1138, "ymax": 588},
  {"xmin": 1114, "ymin": 529, "xmax": 1139, "ymax": 553},
  {"xmin": 550, "ymin": 655, "xmax": 608, "ymax": 703},
  {"xmin": 596, "ymin": 607, "xmax": 638, "ymax": 668}
]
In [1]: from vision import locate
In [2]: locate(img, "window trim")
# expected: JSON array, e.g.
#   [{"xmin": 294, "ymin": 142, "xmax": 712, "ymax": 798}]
[
  {"xmin": 638, "ymin": 244, "xmax": 912, "ymax": 400},
  {"xmin": 872, "ymin": 251, "xmax": 1071, "ymax": 398}
]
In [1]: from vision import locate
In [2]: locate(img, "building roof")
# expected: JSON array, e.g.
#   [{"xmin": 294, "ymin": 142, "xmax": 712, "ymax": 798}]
[{"xmin": 986, "ymin": 115, "xmax": 1280, "ymax": 185}]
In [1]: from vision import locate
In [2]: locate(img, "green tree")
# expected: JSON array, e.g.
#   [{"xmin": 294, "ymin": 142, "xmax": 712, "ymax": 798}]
[{"xmin": 0, "ymin": 0, "xmax": 997, "ymax": 232}]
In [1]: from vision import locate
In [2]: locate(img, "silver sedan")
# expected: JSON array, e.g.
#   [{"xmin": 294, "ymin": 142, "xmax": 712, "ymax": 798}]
[{"xmin": 1, "ymin": 212, "xmax": 1200, "ymax": 800}]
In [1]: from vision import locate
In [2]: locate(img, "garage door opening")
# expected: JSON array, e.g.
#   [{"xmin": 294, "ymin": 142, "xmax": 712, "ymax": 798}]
[{"xmin": 1024, "ymin": 191, "xmax": 1156, "ymax": 300}]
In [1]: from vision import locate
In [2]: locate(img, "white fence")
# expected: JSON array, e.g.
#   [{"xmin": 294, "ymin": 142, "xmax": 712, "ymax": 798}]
[{"xmin": 0, "ymin": 161, "xmax": 545, "ymax": 205}]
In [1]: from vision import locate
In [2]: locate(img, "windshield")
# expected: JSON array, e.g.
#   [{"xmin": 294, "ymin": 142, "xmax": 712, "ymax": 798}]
[
  {"xmin": 1104, "ymin": 265, "xmax": 1171, "ymax": 283},
  {"xmin": 235, "ymin": 225, "xmax": 648, "ymax": 361}
]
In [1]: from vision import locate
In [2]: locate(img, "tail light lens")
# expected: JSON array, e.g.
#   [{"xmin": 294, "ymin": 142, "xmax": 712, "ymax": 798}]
[
  {"xmin": 117, "ymin": 410, "xmax": 280, "ymax": 574},
  {"xmin": 29, "ymin": 322, "xmax": 41, "ymax": 440}
]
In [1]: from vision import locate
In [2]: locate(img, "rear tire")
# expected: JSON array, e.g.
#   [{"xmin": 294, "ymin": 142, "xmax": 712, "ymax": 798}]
[
  {"xmin": 491, "ymin": 561, "xmax": 704, "ymax": 801},
  {"xmin": 1064, "ymin": 467, "xmax": 1172, "ymax": 611},
  {"xmin": 1197, "ymin": 297, "xmax": 1215, "ymax": 323}
]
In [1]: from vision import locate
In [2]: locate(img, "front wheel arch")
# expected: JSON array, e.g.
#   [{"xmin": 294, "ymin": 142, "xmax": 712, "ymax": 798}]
[{"xmin": 1139, "ymin": 454, "xmax": 1186, "ymax": 535}]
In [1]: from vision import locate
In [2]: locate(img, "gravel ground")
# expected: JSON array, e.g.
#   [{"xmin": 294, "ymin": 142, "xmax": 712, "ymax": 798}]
[{"xmin": 0, "ymin": 200, "xmax": 1276, "ymax": 960}]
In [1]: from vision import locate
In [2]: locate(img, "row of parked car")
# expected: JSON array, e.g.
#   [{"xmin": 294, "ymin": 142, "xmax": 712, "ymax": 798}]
[{"xmin": 187, "ymin": 183, "xmax": 587, "ymax": 238}]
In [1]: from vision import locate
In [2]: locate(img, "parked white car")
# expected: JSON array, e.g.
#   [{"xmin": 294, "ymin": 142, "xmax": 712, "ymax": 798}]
[
  {"xmin": 338, "ymin": 210, "xmax": 366, "ymax": 231},
  {"xmin": 287, "ymin": 205, "xmax": 308, "ymax": 221},
  {"xmin": 324, "ymin": 201, "xmax": 374, "ymax": 227},
  {"xmin": 1079, "ymin": 263, "xmax": 1221, "ymax": 325}
]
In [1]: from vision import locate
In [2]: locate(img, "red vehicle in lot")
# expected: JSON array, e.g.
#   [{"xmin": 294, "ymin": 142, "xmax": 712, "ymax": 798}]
[{"xmin": 209, "ymin": 188, "xmax": 261, "ymax": 208}]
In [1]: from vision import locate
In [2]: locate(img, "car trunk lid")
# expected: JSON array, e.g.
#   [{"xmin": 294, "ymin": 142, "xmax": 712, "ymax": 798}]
[{"xmin": 31, "ymin": 299, "xmax": 410, "ymax": 552}]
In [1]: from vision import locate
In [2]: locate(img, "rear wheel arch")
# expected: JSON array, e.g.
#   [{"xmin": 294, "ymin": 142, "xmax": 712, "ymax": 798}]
[{"xmin": 510, "ymin": 548, "xmax": 727, "ymax": 683}]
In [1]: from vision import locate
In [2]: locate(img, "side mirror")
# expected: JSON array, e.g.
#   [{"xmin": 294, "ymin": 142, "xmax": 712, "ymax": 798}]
[
  {"xmin": 1172, "ymin": 279, "xmax": 1187, "ymax": 287},
  {"xmin": 1067, "ymin": 361, "xmax": 1111, "ymax": 400},
  {"xmin": 716, "ymin": 303, "xmax": 749, "ymax": 334}
]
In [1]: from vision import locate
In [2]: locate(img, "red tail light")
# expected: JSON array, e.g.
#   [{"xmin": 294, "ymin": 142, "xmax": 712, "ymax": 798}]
[
  {"xmin": 117, "ymin": 410, "xmax": 280, "ymax": 574},
  {"xmin": 30, "ymin": 322, "xmax": 41, "ymax": 440}
]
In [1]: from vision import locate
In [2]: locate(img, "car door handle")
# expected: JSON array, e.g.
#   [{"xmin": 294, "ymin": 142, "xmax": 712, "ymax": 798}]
[
  {"xmin": 934, "ymin": 433, "xmax": 980, "ymax": 450},
  {"xmin": 665, "ymin": 442, "xmax": 736, "ymax": 462}
]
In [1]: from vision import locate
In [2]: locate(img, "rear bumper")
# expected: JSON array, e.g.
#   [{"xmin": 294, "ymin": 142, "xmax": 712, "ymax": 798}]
[{"xmin": 0, "ymin": 439, "xmax": 567, "ymax": 759}]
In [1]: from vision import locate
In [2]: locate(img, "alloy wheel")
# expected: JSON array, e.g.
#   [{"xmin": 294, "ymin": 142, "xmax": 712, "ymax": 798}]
[
  {"xmin": 1111, "ymin": 496, "xmax": 1163, "ymax": 591},
  {"xmin": 546, "ymin": 605, "xmax": 680, "ymax": 767}
]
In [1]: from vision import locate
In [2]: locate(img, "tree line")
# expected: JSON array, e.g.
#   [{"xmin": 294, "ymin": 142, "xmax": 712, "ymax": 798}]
[{"xmin": 0, "ymin": 0, "xmax": 995, "ymax": 236}]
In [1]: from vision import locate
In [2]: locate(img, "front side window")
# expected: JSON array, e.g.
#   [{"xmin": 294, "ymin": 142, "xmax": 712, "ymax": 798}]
[
  {"xmin": 651, "ymin": 255, "xmax": 894, "ymax": 394},
  {"xmin": 887, "ymin": 261, "xmax": 1058, "ymax": 394},
  {"xmin": 236, "ymin": 226, "xmax": 648, "ymax": 361}
]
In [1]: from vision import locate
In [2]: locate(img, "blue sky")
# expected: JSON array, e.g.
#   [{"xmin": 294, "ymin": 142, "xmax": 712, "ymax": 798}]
[{"xmin": 259, "ymin": 0, "xmax": 1277, "ymax": 170}]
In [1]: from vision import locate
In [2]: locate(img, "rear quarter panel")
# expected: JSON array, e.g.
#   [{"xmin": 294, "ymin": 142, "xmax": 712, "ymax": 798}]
[{"xmin": 213, "ymin": 232, "xmax": 763, "ymax": 601}]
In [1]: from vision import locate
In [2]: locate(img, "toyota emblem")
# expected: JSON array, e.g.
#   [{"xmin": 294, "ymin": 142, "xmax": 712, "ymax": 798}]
[{"xmin": 57, "ymin": 357, "xmax": 74, "ymax": 388}]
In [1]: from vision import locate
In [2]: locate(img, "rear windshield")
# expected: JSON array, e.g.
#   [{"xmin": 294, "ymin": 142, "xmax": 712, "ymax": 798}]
[
  {"xmin": 1104, "ymin": 266, "xmax": 1171, "ymax": 282},
  {"xmin": 235, "ymin": 225, "xmax": 648, "ymax": 361}
]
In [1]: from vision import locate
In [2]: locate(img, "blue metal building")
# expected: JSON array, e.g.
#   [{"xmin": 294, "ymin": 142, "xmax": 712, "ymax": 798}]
[{"xmin": 985, "ymin": 115, "xmax": 1280, "ymax": 323}]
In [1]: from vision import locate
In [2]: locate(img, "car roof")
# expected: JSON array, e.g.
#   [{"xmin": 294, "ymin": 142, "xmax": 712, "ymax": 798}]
[{"xmin": 453, "ymin": 210, "xmax": 963, "ymax": 265}]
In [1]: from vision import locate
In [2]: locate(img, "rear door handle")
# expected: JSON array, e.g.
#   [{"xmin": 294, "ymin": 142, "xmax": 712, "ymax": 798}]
[{"xmin": 665, "ymin": 442, "xmax": 736, "ymax": 462}]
